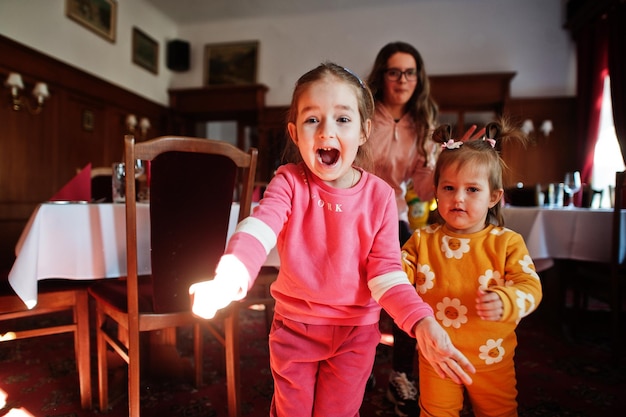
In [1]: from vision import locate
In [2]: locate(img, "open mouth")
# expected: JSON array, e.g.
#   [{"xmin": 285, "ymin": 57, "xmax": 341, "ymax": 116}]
[{"xmin": 317, "ymin": 147, "xmax": 340, "ymax": 166}]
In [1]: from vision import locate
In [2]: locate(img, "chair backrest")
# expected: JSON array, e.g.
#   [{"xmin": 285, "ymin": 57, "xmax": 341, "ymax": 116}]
[
  {"xmin": 581, "ymin": 184, "xmax": 603, "ymax": 208},
  {"xmin": 124, "ymin": 135, "xmax": 258, "ymax": 314},
  {"xmin": 91, "ymin": 166, "xmax": 113, "ymax": 202},
  {"xmin": 504, "ymin": 186, "xmax": 539, "ymax": 206}
]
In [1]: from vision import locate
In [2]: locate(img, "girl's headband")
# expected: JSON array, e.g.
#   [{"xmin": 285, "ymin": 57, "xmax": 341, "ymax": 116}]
[{"xmin": 342, "ymin": 66, "xmax": 366, "ymax": 89}]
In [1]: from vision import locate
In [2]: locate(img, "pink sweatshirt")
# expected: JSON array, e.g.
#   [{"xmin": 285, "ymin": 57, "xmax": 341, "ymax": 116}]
[
  {"xmin": 369, "ymin": 103, "xmax": 438, "ymax": 222},
  {"xmin": 224, "ymin": 163, "xmax": 433, "ymax": 337}
]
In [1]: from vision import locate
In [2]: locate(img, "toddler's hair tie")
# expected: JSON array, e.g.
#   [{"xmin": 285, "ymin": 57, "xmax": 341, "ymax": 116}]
[
  {"xmin": 484, "ymin": 138, "xmax": 496, "ymax": 148},
  {"xmin": 442, "ymin": 139, "xmax": 463, "ymax": 150}
]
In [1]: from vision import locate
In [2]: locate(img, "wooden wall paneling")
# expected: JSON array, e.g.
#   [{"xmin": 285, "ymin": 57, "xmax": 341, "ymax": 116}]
[
  {"xmin": 257, "ymin": 106, "xmax": 289, "ymax": 182},
  {"xmin": 60, "ymin": 95, "xmax": 105, "ymax": 182},
  {"xmin": 502, "ymin": 97, "xmax": 577, "ymax": 188},
  {"xmin": 0, "ymin": 78, "xmax": 59, "ymax": 203}
]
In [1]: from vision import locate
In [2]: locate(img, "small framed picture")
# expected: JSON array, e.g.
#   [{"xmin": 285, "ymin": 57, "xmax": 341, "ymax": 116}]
[
  {"xmin": 132, "ymin": 27, "xmax": 159, "ymax": 75},
  {"xmin": 65, "ymin": 0, "xmax": 117, "ymax": 43},
  {"xmin": 82, "ymin": 109, "xmax": 94, "ymax": 131},
  {"xmin": 204, "ymin": 41, "xmax": 259, "ymax": 86}
]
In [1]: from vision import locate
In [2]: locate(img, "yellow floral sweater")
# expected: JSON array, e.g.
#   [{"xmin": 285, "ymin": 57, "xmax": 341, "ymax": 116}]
[{"xmin": 401, "ymin": 223, "xmax": 542, "ymax": 371}]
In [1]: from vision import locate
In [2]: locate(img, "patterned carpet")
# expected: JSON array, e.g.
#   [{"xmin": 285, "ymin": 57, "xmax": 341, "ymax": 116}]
[{"xmin": 1, "ymin": 305, "xmax": 625, "ymax": 417}]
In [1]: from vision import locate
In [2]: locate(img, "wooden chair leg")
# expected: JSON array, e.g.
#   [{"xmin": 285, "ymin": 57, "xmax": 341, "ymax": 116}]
[
  {"xmin": 128, "ymin": 331, "xmax": 141, "ymax": 417},
  {"xmin": 74, "ymin": 290, "xmax": 92, "ymax": 409},
  {"xmin": 611, "ymin": 275, "xmax": 622, "ymax": 361},
  {"xmin": 224, "ymin": 313, "xmax": 241, "ymax": 417},
  {"xmin": 194, "ymin": 323, "xmax": 203, "ymax": 387},
  {"xmin": 95, "ymin": 306, "xmax": 109, "ymax": 412}
]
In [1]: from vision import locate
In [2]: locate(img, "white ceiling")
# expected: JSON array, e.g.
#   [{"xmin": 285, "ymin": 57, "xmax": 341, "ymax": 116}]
[{"xmin": 145, "ymin": 0, "xmax": 419, "ymax": 24}]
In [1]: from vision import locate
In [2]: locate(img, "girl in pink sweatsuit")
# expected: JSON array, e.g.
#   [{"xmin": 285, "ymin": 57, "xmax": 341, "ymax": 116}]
[{"xmin": 189, "ymin": 62, "xmax": 475, "ymax": 417}]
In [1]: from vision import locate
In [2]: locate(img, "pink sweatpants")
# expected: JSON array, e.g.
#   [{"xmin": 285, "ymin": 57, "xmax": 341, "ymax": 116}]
[{"xmin": 268, "ymin": 314, "xmax": 380, "ymax": 417}]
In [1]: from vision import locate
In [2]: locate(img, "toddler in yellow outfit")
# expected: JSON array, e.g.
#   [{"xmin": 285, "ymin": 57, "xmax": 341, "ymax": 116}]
[{"xmin": 402, "ymin": 122, "xmax": 542, "ymax": 417}]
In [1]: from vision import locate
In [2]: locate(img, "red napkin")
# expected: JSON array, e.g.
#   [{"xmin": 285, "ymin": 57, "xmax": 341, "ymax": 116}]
[{"xmin": 50, "ymin": 163, "xmax": 92, "ymax": 201}]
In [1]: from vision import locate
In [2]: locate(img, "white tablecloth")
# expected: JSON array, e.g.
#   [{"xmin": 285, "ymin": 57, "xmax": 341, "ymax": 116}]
[
  {"xmin": 8, "ymin": 202, "xmax": 279, "ymax": 308},
  {"xmin": 502, "ymin": 206, "xmax": 625, "ymax": 271}
]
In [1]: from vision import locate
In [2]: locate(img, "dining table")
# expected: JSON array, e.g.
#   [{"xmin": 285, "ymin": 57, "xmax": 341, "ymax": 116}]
[
  {"xmin": 502, "ymin": 205, "xmax": 625, "ymax": 272},
  {"xmin": 8, "ymin": 201, "xmax": 279, "ymax": 310},
  {"xmin": 502, "ymin": 205, "xmax": 624, "ymax": 331}
]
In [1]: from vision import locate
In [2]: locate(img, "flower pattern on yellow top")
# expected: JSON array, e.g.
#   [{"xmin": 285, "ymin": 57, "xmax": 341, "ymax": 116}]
[
  {"xmin": 519, "ymin": 254, "xmax": 540, "ymax": 281},
  {"xmin": 441, "ymin": 235, "xmax": 470, "ymax": 259},
  {"xmin": 478, "ymin": 269, "xmax": 504, "ymax": 290},
  {"xmin": 515, "ymin": 289, "xmax": 537, "ymax": 323},
  {"xmin": 415, "ymin": 263, "xmax": 435, "ymax": 294},
  {"xmin": 435, "ymin": 297, "xmax": 468, "ymax": 329},
  {"xmin": 479, "ymin": 338, "xmax": 505, "ymax": 365}
]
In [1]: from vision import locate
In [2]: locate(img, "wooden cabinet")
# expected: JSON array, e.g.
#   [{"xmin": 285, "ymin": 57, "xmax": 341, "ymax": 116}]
[
  {"xmin": 430, "ymin": 72, "xmax": 516, "ymax": 135},
  {"xmin": 168, "ymin": 85, "xmax": 272, "ymax": 180}
]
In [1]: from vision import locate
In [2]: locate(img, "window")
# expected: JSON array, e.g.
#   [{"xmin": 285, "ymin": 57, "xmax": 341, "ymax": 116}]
[{"xmin": 592, "ymin": 76, "xmax": 624, "ymax": 207}]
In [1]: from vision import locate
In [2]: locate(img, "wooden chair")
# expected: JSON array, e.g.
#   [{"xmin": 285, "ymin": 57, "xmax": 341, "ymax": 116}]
[
  {"xmin": 609, "ymin": 171, "xmax": 625, "ymax": 357},
  {"xmin": 88, "ymin": 135, "xmax": 258, "ymax": 417},
  {"xmin": 570, "ymin": 171, "xmax": 625, "ymax": 359},
  {"xmin": 90, "ymin": 166, "xmax": 113, "ymax": 202},
  {"xmin": 581, "ymin": 184, "xmax": 603, "ymax": 208},
  {"xmin": 0, "ymin": 278, "xmax": 92, "ymax": 409},
  {"xmin": 504, "ymin": 185, "xmax": 539, "ymax": 206}
]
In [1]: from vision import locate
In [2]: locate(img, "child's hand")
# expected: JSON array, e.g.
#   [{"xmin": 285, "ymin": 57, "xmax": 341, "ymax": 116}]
[
  {"xmin": 475, "ymin": 289, "xmax": 503, "ymax": 321},
  {"xmin": 188, "ymin": 255, "xmax": 250, "ymax": 319},
  {"xmin": 414, "ymin": 316, "xmax": 476, "ymax": 385},
  {"xmin": 189, "ymin": 279, "xmax": 231, "ymax": 319},
  {"xmin": 458, "ymin": 124, "xmax": 486, "ymax": 142}
]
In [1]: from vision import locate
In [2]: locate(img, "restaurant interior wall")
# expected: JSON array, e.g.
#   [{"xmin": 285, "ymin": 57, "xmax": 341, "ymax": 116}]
[
  {"xmin": 0, "ymin": 0, "xmax": 575, "ymax": 107},
  {"xmin": 0, "ymin": 0, "xmax": 178, "ymax": 106}
]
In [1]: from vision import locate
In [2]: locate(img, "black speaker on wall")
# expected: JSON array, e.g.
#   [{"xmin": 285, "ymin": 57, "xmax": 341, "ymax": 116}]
[{"xmin": 167, "ymin": 40, "xmax": 190, "ymax": 72}]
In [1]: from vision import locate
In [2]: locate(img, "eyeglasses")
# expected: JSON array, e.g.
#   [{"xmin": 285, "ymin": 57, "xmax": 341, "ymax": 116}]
[{"xmin": 384, "ymin": 68, "xmax": 418, "ymax": 82}]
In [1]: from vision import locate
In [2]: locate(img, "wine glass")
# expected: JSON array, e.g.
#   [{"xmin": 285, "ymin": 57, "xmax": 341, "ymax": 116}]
[
  {"xmin": 134, "ymin": 159, "xmax": 145, "ymax": 179},
  {"xmin": 563, "ymin": 171, "xmax": 581, "ymax": 207}
]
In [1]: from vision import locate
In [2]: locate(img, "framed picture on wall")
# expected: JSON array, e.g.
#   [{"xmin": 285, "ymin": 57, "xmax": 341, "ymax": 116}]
[
  {"xmin": 203, "ymin": 41, "xmax": 259, "ymax": 86},
  {"xmin": 65, "ymin": 0, "xmax": 117, "ymax": 43},
  {"xmin": 132, "ymin": 27, "xmax": 159, "ymax": 75},
  {"xmin": 82, "ymin": 109, "xmax": 95, "ymax": 131}
]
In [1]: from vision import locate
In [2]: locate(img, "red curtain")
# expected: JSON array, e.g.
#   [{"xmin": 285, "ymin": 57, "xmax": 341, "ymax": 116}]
[
  {"xmin": 574, "ymin": 18, "xmax": 608, "ymax": 186},
  {"xmin": 608, "ymin": 2, "xmax": 626, "ymax": 164}
]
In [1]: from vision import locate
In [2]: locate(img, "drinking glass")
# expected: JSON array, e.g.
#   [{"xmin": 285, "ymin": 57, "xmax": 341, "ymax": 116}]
[
  {"xmin": 134, "ymin": 159, "xmax": 145, "ymax": 179},
  {"xmin": 563, "ymin": 171, "xmax": 581, "ymax": 207},
  {"xmin": 112, "ymin": 162, "xmax": 126, "ymax": 203}
]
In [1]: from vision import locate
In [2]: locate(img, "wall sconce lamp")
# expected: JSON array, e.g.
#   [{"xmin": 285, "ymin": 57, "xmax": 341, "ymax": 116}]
[
  {"xmin": 521, "ymin": 119, "xmax": 535, "ymax": 135},
  {"xmin": 521, "ymin": 118, "xmax": 553, "ymax": 137},
  {"xmin": 4, "ymin": 72, "xmax": 50, "ymax": 114},
  {"xmin": 126, "ymin": 114, "xmax": 151, "ymax": 139},
  {"xmin": 540, "ymin": 119, "xmax": 553, "ymax": 136}
]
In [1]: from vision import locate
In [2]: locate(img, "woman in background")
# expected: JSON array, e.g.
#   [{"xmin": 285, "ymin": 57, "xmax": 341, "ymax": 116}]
[{"xmin": 366, "ymin": 41, "xmax": 482, "ymax": 417}]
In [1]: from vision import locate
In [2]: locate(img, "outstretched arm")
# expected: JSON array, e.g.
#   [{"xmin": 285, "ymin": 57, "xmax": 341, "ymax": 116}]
[{"xmin": 414, "ymin": 316, "xmax": 476, "ymax": 385}]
